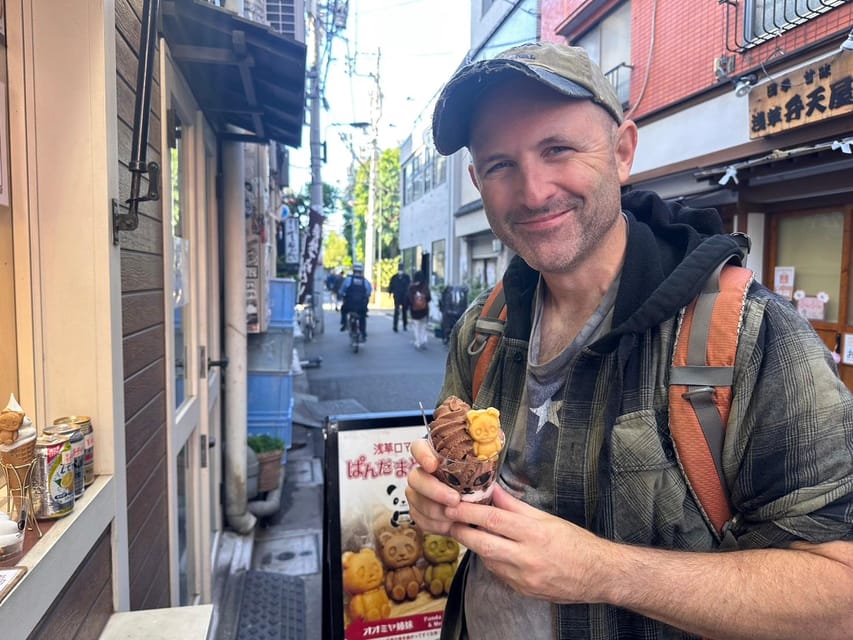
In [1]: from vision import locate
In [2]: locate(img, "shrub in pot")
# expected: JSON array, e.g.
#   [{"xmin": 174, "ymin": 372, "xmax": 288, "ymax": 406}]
[{"xmin": 248, "ymin": 434, "xmax": 285, "ymax": 493}]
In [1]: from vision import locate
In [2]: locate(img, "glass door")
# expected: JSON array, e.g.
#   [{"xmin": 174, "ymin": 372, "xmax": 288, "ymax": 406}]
[{"xmin": 163, "ymin": 45, "xmax": 215, "ymax": 606}]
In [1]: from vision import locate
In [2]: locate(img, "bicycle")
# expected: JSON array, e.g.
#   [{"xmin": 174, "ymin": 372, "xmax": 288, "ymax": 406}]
[
  {"xmin": 347, "ymin": 310, "xmax": 362, "ymax": 353},
  {"xmin": 298, "ymin": 294, "xmax": 317, "ymax": 342}
]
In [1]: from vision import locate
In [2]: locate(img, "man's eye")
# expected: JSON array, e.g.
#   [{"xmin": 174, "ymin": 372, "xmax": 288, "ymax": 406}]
[
  {"xmin": 484, "ymin": 161, "xmax": 511, "ymax": 175},
  {"xmin": 546, "ymin": 146, "xmax": 571, "ymax": 157}
]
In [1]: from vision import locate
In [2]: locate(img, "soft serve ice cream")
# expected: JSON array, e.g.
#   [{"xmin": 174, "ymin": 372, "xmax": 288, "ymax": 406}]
[{"xmin": 428, "ymin": 396, "xmax": 505, "ymax": 504}]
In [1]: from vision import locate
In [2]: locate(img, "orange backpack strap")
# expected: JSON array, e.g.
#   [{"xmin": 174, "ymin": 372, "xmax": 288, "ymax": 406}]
[
  {"xmin": 669, "ymin": 262, "xmax": 753, "ymax": 543},
  {"xmin": 468, "ymin": 282, "xmax": 507, "ymax": 402}
]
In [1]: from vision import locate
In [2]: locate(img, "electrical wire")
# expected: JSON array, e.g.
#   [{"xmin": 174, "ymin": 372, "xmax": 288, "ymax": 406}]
[{"xmin": 624, "ymin": 0, "xmax": 658, "ymax": 120}]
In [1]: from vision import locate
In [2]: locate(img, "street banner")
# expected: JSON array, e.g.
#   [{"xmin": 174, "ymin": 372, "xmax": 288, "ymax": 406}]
[
  {"xmin": 298, "ymin": 206, "xmax": 324, "ymax": 305},
  {"xmin": 324, "ymin": 411, "xmax": 464, "ymax": 640}
]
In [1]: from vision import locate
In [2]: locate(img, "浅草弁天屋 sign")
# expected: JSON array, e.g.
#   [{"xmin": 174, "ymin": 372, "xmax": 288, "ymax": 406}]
[{"xmin": 748, "ymin": 51, "xmax": 853, "ymax": 139}]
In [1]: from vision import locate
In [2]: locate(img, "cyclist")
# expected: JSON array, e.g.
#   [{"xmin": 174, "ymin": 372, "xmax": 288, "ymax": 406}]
[{"xmin": 338, "ymin": 263, "xmax": 372, "ymax": 340}]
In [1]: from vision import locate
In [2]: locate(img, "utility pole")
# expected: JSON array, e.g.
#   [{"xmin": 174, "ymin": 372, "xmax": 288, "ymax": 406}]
[
  {"xmin": 364, "ymin": 49, "xmax": 382, "ymax": 293},
  {"xmin": 309, "ymin": 0, "xmax": 324, "ymax": 233}
]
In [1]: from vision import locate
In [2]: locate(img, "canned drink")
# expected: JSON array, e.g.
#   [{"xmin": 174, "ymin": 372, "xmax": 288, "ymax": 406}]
[
  {"xmin": 44, "ymin": 424, "xmax": 85, "ymax": 498},
  {"xmin": 32, "ymin": 434, "xmax": 75, "ymax": 519},
  {"xmin": 53, "ymin": 416, "xmax": 94, "ymax": 486}
]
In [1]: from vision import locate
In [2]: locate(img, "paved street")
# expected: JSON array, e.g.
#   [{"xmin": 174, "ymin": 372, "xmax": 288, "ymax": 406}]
[
  {"xmin": 230, "ymin": 300, "xmax": 448, "ymax": 640},
  {"xmin": 302, "ymin": 303, "xmax": 449, "ymax": 412}
]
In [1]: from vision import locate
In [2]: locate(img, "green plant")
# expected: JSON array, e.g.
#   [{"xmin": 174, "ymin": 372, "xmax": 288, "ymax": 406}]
[{"xmin": 247, "ymin": 434, "xmax": 285, "ymax": 454}]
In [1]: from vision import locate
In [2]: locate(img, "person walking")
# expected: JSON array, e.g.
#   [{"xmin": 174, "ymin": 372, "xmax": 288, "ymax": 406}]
[
  {"xmin": 388, "ymin": 264, "xmax": 411, "ymax": 332},
  {"xmin": 406, "ymin": 42, "xmax": 853, "ymax": 640},
  {"xmin": 407, "ymin": 272, "xmax": 431, "ymax": 350}
]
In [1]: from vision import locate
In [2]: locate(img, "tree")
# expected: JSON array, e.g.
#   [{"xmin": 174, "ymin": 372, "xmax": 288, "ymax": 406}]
[
  {"xmin": 351, "ymin": 148, "xmax": 400, "ymax": 274},
  {"xmin": 323, "ymin": 230, "xmax": 350, "ymax": 271}
]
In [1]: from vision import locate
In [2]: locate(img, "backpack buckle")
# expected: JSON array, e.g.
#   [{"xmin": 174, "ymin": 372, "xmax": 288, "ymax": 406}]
[
  {"xmin": 682, "ymin": 386, "xmax": 716, "ymax": 401},
  {"xmin": 467, "ymin": 333, "xmax": 489, "ymax": 356}
]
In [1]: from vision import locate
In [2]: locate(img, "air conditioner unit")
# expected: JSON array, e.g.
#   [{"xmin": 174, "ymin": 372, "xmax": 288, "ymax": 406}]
[{"xmin": 492, "ymin": 239, "xmax": 503, "ymax": 252}]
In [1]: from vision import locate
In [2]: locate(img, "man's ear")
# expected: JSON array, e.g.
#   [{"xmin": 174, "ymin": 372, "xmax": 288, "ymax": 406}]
[
  {"xmin": 614, "ymin": 120, "xmax": 639, "ymax": 184},
  {"xmin": 467, "ymin": 162, "xmax": 481, "ymax": 192}
]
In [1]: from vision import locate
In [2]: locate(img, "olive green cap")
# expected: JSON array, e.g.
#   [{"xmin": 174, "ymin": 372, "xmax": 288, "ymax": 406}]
[{"xmin": 432, "ymin": 42, "xmax": 624, "ymax": 155}]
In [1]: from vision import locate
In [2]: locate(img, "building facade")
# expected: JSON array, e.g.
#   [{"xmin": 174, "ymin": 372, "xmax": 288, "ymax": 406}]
[
  {"xmin": 541, "ymin": 0, "xmax": 853, "ymax": 385},
  {"xmin": 0, "ymin": 1, "xmax": 306, "ymax": 636}
]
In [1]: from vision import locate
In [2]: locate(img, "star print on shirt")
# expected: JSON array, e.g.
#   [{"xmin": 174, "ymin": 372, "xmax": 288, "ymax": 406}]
[{"xmin": 530, "ymin": 398, "xmax": 563, "ymax": 433}]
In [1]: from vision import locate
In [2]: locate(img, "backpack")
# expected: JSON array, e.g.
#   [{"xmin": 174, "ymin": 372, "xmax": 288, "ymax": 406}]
[
  {"xmin": 467, "ymin": 241, "xmax": 753, "ymax": 545},
  {"xmin": 345, "ymin": 276, "xmax": 367, "ymax": 306},
  {"xmin": 412, "ymin": 288, "xmax": 428, "ymax": 312}
]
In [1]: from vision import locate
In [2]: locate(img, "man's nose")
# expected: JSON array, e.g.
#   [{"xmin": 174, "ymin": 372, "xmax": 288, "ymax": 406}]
[{"xmin": 518, "ymin": 169, "xmax": 556, "ymax": 211}]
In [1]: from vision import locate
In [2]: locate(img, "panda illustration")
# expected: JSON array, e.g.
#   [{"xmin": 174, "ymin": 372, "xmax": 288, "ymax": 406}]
[{"xmin": 386, "ymin": 483, "xmax": 414, "ymax": 528}]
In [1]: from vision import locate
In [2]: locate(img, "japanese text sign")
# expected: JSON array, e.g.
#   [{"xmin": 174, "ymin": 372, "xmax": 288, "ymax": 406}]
[
  {"xmin": 324, "ymin": 411, "xmax": 463, "ymax": 640},
  {"xmin": 748, "ymin": 52, "xmax": 853, "ymax": 138}
]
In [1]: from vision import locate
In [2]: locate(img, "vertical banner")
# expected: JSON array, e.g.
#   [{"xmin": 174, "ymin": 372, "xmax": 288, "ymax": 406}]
[
  {"xmin": 324, "ymin": 412, "xmax": 464, "ymax": 640},
  {"xmin": 282, "ymin": 216, "xmax": 301, "ymax": 268},
  {"xmin": 298, "ymin": 207, "xmax": 324, "ymax": 304}
]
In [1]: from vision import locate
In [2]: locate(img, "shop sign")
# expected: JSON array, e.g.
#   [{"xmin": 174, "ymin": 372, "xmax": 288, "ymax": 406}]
[
  {"xmin": 748, "ymin": 52, "xmax": 853, "ymax": 139},
  {"xmin": 325, "ymin": 412, "xmax": 460, "ymax": 640}
]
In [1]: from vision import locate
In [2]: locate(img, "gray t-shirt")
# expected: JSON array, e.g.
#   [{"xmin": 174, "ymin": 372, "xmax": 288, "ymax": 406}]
[{"xmin": 465, "ymin": 274, "xmax": 619, "ymax": 640}]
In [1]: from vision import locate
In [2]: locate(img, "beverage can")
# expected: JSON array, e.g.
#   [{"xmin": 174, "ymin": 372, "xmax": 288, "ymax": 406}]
[
  {"xmin": 53, "ymin": 416, "xmax": 94, "ymax": 486},
  {"xmin": 44, "ymin": 424, "xmax": 85, "ymax": 498},
  {"xmin": 32, "ymin": 434, "xmax": 75, "ymax": 519}
]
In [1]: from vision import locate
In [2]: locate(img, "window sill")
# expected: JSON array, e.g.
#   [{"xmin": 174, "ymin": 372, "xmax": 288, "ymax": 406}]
[{"xmin": 0, "ymin": 475, "xmax": 115, "ymax": 638}]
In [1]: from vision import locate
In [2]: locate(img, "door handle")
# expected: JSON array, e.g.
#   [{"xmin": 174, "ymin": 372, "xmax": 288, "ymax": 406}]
[{"xmin": 208, "ymin": 357, "xmax": 229, "ymax": 370}]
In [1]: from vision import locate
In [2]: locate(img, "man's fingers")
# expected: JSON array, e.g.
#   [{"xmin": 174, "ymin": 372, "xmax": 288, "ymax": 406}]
[{"xmin": 410, "ymin": 437, "xmax": 439, "ymax": 473}]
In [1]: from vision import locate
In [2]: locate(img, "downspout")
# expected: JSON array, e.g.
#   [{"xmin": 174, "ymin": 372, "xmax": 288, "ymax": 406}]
[{"xmin": 222, "ymin": 141, "xmax": 256, "ymax": 534}]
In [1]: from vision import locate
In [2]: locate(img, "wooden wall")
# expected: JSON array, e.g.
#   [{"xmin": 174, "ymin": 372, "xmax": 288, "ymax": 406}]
[
  {"xmin": 28, "ymin": 528, "xmax": 113, "ymax": 639},
  {"xmin": 116, "ymin": 0, "xmax": 171, "ymax": 610}
]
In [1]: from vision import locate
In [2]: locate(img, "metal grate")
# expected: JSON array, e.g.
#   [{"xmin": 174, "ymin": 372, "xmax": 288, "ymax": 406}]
[
  {"xmin": 721, "ymin": 0, "xmax": 850, "ymax": 53},
  {"xmin": 236, "ymin": 571, "xmax": 306, "ymax": 640}
]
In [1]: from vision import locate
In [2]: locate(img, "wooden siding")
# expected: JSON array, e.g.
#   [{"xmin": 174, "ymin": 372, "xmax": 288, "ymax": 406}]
[
  {"xmin": 116, "ymin": 0, "xmax": 170, "ymax": 610},
  {"xmin": 28, "ymin": 528, "xmax": 113, "ymax": 639}
]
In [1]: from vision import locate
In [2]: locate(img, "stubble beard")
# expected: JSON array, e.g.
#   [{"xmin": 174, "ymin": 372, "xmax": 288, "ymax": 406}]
[{"xmin": 491, "ymin": 193, "xmax": 622, "ymax": 275}]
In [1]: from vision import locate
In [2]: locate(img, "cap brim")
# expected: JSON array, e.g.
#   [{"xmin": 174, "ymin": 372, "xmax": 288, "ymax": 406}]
[{"xmin": 432, "ymin": 59, "xmax": 594, "ymax": 156}]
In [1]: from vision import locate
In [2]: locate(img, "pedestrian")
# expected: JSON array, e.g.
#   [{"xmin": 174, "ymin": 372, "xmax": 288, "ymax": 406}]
[
  {"xmin": 326, "ymin": 270, "xmax": 344, "ymax": 310},
  {"xmin": 388, "ymin": 263, "xmax": 411, "ymax": 332},
  {"xmin": 339, "ymin": 263, "xmax": 372, "ymax": 340},
  {"xmin": 407, "ymin": 272, "xmax": 431, "ymax": 350},
  {"xmin": 406, "ymin": 42, "xmax": 853, "ymax": 640}
]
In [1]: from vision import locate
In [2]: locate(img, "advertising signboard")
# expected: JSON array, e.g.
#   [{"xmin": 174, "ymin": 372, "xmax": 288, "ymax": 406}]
[{"xmin": 324, "ymin": 411, "xmax": 464, "ymax": 640}]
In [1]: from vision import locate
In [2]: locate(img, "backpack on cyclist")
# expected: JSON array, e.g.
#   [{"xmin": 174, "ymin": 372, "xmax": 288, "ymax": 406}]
[
  {"xmin": 467, "ymin": 241, "xmax": 753, "ymax": 545},
  {"xmin": 345, "ymin": 276, "xmax": 367, "ymax": 307},
  {"xmin": 411, "ymin": 288, "xmax": 428, "ymax": 312}
]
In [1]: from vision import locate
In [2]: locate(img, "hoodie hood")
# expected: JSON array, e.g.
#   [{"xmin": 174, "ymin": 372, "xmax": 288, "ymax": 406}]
[{"xmin": 501, "ymin": 190, "xmax": 748, "ymax": 348}]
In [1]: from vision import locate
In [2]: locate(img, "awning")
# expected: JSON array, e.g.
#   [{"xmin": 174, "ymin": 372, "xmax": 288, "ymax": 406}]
[{"xmin": 161, "ymin": 0, "xmax": 307, "ymax": 147}]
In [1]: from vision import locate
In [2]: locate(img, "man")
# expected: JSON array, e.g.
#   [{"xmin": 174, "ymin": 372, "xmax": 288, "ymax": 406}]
[
  {"xmin": 339, "ymin": 263, "xmax": 372, "ymax": 340},
  {"xmin": 388, "ymin": 263, "xmax": 411, "ymax": 332},
  {"xmin": 406, "ymin": 42, "xmax": 853, "ymax": 640}
]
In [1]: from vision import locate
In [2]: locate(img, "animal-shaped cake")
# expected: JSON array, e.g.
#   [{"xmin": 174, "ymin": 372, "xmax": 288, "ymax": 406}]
[{"xmin": 342, "ymin": 547, "xmax": 392, "ymax": 624}]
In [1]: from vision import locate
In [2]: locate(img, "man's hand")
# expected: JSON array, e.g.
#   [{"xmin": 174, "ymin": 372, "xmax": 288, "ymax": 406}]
[
  {"xmin": 405, "ymin": 438, "xmax": 462, "ymax": 535},
  {"xmin": 443, "ymin": 485, "xmax": 613, "ymax": 605}
]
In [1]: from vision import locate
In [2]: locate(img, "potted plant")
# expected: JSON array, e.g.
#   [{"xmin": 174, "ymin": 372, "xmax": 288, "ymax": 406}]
[{"xmin": 248, "ymin": 434, "xmax": 285, "ymax": 493}]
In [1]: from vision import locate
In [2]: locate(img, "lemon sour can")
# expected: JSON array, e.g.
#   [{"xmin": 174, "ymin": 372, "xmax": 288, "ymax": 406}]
[{"xmin": 32, "ymin": 434, "xmax": 75, "ymax": 518}]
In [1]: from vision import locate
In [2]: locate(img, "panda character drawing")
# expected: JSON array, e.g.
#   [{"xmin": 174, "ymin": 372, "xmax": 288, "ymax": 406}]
[{"xmin": 386, "ymin": 483, "xmax": 414, "ymax": 528}]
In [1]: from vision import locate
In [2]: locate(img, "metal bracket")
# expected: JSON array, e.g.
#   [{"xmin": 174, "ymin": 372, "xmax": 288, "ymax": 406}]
[{"xmin": 113, "ymin": 161, "xmax": 161, "ymax": 244}]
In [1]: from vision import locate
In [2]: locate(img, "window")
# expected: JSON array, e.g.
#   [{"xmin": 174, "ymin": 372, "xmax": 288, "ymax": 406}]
[
  {"xmin": 482, "ymin": 0, "xmax": 496, "ymax": 15},
  {"xmin": 775, "ymin": 210, "xmax": 844, "ymax": 322},
  {"xmin": 769, "ymin": 205, "xmax": 853, "ymax": 390},
  {"xmin": 576, "ymin": 2, "xmax": 632, "ymax": 105},
  {"xmin": 746, "ymin": 0, "xmax": 846, "ymax": 42}
]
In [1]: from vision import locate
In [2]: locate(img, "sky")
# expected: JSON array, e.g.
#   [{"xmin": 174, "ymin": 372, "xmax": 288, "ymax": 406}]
[{"xmin": 288, "ymin": 0, "xmax": 472, "ymax": 194}]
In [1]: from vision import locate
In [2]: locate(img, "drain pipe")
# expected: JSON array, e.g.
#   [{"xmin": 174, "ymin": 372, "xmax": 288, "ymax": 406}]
[{"xmin": 222, "ymin": 140, "xmax": 256, "ymax": 534}]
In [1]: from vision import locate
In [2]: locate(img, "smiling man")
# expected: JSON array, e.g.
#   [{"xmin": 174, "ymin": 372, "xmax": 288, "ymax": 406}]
[{"xmin": 406, "ymin": 42, "xmax": 853, "ymax": 640}]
